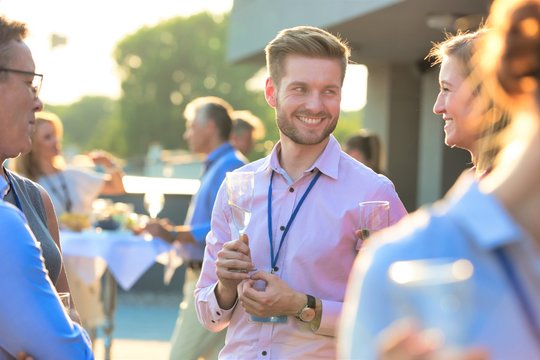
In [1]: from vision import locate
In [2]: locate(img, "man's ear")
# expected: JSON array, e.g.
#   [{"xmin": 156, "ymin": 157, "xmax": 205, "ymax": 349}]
[{"xmin": 264, "ymin": 77, "xmax": 277, "ymax": 108}]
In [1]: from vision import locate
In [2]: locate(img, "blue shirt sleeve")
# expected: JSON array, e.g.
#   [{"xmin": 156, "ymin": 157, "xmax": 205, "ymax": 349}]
[
  {"xmin": 190, "ymin": 152, "xmax": 245, "ymax": 245},
  {"xmin": 0, "ymin": 204, "xmax": 93, "ymax": 359}
]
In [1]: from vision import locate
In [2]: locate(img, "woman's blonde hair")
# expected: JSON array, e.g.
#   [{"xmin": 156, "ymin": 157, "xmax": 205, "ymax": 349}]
[
  {"xmin": 475, "ymin": 0, "xmax": 540, "ymax": 169},
  {"xmin": 12, "ymin": 111, "xmax": 65, "ymax": 180}
]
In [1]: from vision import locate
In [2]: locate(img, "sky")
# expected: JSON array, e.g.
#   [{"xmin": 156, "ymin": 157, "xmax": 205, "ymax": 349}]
[{"xmin": 1, "ymin": 0, "xmax": 366, "ymax": 110}]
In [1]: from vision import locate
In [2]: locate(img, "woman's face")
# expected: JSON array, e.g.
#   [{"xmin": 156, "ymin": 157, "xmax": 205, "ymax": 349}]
[
  {"xmin": 33, "ymin": 121, "xmax": 61, "ymax": 161},
  {"xmin": 433, "ymin": 56, "xmax": 481, "ymax": 152}
]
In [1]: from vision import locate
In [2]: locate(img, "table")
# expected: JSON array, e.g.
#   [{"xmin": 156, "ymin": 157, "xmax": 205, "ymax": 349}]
[{"xmin": 60, "ymin": 230, "xmax": 178, "ymax": 360}]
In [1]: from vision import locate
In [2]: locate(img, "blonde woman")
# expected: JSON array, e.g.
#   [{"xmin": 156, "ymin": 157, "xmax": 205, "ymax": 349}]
[
  {"xmin": 340, "ymin": 0, "xmax": 540, "ymax": 358},
  {"xmin": 13, "ymin": 111, "xmax": 125, "ymax": 339}
]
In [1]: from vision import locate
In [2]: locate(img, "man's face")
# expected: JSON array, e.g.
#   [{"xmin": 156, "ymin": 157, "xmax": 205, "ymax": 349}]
[
  {"xmin": 0, "ymin": 40, "xmax": 43, "ymax": 160},
  {"xmin": 265, "ymin": 55, "xmax": 342, "ymax": 147},
  {"xmin": 230, "ymin": 128, "xmax": 254, "ymax": 156},
  {"xmin": 183, "ymin": 112, "xmax": 214, "ymax": 154}
]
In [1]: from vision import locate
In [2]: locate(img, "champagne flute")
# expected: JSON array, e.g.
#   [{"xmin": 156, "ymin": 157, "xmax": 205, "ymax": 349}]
[
  {"xmin": 226, "ymin": 172, "xmax": 284, "ymax": 323},
  {"xmin": 388, "ymin": 258, "xmax": 475, "ymax": 349},
  {"xmin": 144, "ymin": 191, "xmax": 165, "ymax": 219},
  {"xmin": 357, "ymin": 200, "xmax": 390, "ymax": 250},
  {"xmin": 225, "ymin": 171, "xmax": 254, "ymax": 238}
]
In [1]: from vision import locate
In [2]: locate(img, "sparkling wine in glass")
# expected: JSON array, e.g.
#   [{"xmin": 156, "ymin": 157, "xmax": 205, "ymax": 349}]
[
  {"xmin": 144, "ymin": 191, "xmax": 165, "ymax": 219},
  {"xmin": 357, "ymin": 200, "xmax": 390, "ymax": 250},
  {"xmin": 225, "ymin": 171, "xmax": 254, "ymax": 237}
]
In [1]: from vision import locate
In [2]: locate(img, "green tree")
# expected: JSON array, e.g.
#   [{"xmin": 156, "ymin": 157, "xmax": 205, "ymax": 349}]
[
  {"xmin": 46, "ymin": 96, "xmax": 121, "ymax": 153},
  {"xmin": 114, "ymin": 12, "xmax": 269, "ymax": 156}
]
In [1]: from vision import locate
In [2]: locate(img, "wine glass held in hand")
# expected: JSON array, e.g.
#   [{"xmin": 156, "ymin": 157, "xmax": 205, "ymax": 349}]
[
  {"xmin": 144, "ymin": 191, "xmax": 165, "ymax": 219},
  {"xmin": 225, "ymin": 171, "xmax": 254, "ymax": 239},
  {"xmin": 387, "ymin": 258, "xmax": 475, "ymax": 350},
  {"xmin": 357, "ymin": 200, "xmax": 390, "ymax": 250}
]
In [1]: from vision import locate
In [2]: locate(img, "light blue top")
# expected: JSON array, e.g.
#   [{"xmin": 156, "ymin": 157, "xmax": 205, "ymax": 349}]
[
  {"xmin": 0, "ymin": 177, "xmax": 93, "ymax": 360},
  {"xmin": 339, "ymin": 175, "xmax": 540, "ymax": 359},
  {"xmin": 183, "ymin": 143, "xmax": 245, "ymax": 261}
]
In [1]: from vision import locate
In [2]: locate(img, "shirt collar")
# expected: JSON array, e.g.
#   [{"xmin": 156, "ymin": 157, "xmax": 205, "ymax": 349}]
[
  {"xmin": 205, "ymin": 143, "xmax": 235, "ymax": 168},
  {"xmin": 262, "ymin": 135, "xmax": 341, "ymax": 180},
  {"xmin": 444, "ymin": 173, "xmax": 525, "ymax": 251},
  {"xmin": 0, "ymin": 176, "xmax": 8, "ymax": 200}
]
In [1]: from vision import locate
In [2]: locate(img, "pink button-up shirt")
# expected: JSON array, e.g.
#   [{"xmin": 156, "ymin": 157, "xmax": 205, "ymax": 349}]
[{"xmin": 195, "ymin": 135, "xmax": 407, "ymax": 359}]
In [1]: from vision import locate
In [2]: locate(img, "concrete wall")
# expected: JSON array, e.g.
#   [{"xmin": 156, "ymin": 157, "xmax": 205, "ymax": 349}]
[
  {"xmin": 417, "ymin": 69, "xmax": 443, "ymax": 206},
  {"xmin": 364, "ymin": 62, "xmax": 420, "ymax": 211}
]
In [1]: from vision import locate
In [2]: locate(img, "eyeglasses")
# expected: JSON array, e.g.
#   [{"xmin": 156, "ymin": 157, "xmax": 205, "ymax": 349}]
[{"xmin": 0, "ymin": 67, "xmax": 43, "ymax": 97}]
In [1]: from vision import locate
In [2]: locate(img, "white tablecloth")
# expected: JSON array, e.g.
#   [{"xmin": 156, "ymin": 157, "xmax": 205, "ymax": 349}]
[{"xmin": 60, "ymin": 230, "xmax": 175, "ymax": 290}]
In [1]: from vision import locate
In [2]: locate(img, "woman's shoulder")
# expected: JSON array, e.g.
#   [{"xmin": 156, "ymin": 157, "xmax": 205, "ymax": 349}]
[{"xmin": 6, "ymin": 169, "xmax": 44, "ymax": 196}]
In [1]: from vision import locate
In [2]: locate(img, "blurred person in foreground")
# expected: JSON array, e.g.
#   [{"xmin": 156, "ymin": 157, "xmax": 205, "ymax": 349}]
[
  {"xmin": 194, "ymin": 26, "xmax": 407, "ymax": 359},
  {"xmin": 12, "ymin": 111, "xmax": 125, "ymax": 339},
  {"xmin": 145, "ymin": 96, "xmax": 245, "ymax": 360},
  {"xmin": 0, "ymin": 15, "xmax": 92, "ymax": 359},
  {"xmin": 344, "ymin": 130, "xmax": 385, "ymax": 174},
  {"xmin": 230, "ymin": 109, "xmax": 266, "ymax": 160},
  {"xmin": 339, "ymin": 0, "xmax": 540, "ymax": 358}
]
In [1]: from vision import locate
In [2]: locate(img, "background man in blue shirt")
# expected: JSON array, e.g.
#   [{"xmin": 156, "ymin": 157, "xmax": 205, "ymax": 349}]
[{"xmin": 145, "ymin": 96, "xmax": 245, "ymax": 360}]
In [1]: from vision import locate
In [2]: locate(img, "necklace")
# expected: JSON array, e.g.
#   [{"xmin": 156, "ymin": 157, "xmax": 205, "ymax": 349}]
[{"xmin": 42, "ymin": 172, "xmax": 72, "ymax": 213}]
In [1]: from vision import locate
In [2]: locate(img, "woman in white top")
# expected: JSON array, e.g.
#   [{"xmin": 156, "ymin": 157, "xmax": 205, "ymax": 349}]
[
  {"xmin": 13, "ymin": 111, "xmax": 124, "ymax": 215},
  {"xmin": 13, "ymin": 111, "xmax": 125, "ymax": 340}
]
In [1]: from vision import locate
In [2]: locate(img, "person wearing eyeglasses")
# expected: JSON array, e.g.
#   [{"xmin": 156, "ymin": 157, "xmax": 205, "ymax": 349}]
[{"xmin": 0, "ymin": 15, "xmax": 93, "ymax": 359}]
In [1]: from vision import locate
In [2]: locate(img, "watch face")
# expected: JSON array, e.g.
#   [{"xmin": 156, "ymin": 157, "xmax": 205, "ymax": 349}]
[{"xmin": 300, "ymin": 307, "xmax": 316, "ymax": 322}]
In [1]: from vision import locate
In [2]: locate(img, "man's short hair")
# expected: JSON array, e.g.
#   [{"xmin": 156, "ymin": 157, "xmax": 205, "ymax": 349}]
[
  {"xmin": 232, "ymin": 110, "xmax": 266, "ymax": 140},
  {"xmin": 264, "ymin": 25, "xmax": 351, "ymax": 87},
  {"xmin": 183, "ymin": 96, "xmax": 234, "ymax": 141},
  {"xmin": 0, "ymin": 16, "xmax": 28, "ymax": 71}
]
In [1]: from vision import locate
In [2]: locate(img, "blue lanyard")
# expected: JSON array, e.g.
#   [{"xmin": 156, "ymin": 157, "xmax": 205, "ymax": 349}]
[
  {"xmin": 267, "ymin": 170, "xmax": 322, "ymax": 273},
  {"xmin": 494, "ymin": 247, "xmax": 540, "ymax": 345},
  {"xmin": 4, "ymin": 169, "xmax": 23, "ymax": 211}
]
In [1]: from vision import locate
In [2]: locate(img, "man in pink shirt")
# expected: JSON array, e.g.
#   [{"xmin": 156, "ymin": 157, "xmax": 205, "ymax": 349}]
[{"xmin": 195, "ymin": 25, "xmax": 407, "ymax": 359}]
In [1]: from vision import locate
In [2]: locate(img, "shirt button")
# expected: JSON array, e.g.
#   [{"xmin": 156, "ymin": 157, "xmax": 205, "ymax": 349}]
[
  {"xmin": 289, "ymin": 187, "xmax": 294, "ymax": 193},
  {"xmin": 262, "ymin": 351, "xmax": 267, "ymax": 356},
  {"xmin": 279, "ymin": 225, "xmax": 285, "ymax": 231}
]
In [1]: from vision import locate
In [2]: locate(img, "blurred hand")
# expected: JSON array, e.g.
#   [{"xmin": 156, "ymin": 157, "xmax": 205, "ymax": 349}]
[
  {"xmin": 239, "ymin": 271, "xmax": 303, "ymax": 318},
  {"xmin": 16, "ymin": 352, "xmax": 33, "ymax": 360},
  {"xmin": 88, "ymin": 150, "xmax": 118, "ymax": 170},
  {"xmin": 377, "ymin": 319, "xmax": 489, "ymax": 360},
  {"xmin": 144, "ymin": 219, "xmax": 174, "ymax": 242}
]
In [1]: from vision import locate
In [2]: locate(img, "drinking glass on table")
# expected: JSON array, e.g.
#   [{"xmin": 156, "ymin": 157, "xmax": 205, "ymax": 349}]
[
  {"xmin": 357, "ymin": 200, "xmax": 390, "ymax": 250},
  {"xmin": 387, "ymin": 258, "xmax": 475, "ymax": 349}
]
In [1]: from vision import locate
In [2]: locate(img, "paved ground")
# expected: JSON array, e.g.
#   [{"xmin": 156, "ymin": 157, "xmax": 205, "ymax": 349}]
[{"xmin": 93, "ymin": 291, "xmax": 180, "ymax": 360}]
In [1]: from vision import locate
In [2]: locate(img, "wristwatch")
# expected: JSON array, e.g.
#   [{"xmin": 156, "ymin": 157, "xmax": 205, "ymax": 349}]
[{"xmin": 296, "ymin": 294, "xmax": 316, "ymax": 322}]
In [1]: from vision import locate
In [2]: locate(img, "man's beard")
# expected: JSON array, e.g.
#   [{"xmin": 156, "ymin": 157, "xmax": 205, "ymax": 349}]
[{"xmin": 275, "ymin": 102, "xmax": 337, "ymax": 145}]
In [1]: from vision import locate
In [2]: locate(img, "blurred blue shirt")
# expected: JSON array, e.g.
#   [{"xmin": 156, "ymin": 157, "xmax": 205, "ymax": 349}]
[
  {"xmin": 339, "ymin": 175, "xmax": 540, "ymax": 359},
  {"xmin": 183, "ymin": 143, "xmax": 245, "ymax": 261},
  {"xmin": 0, "ymin": 177, "xmax": 93, "ymax": 359}
]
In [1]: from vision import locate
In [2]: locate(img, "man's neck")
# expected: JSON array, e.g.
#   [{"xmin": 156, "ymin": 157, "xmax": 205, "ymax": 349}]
[
  {"xmin": 205, "ymin": 140, "xmax": 227, "ymax": 158},
  {"xmin": 278, "ymin": 137, "xmax": 329, "ymax": 181}
]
